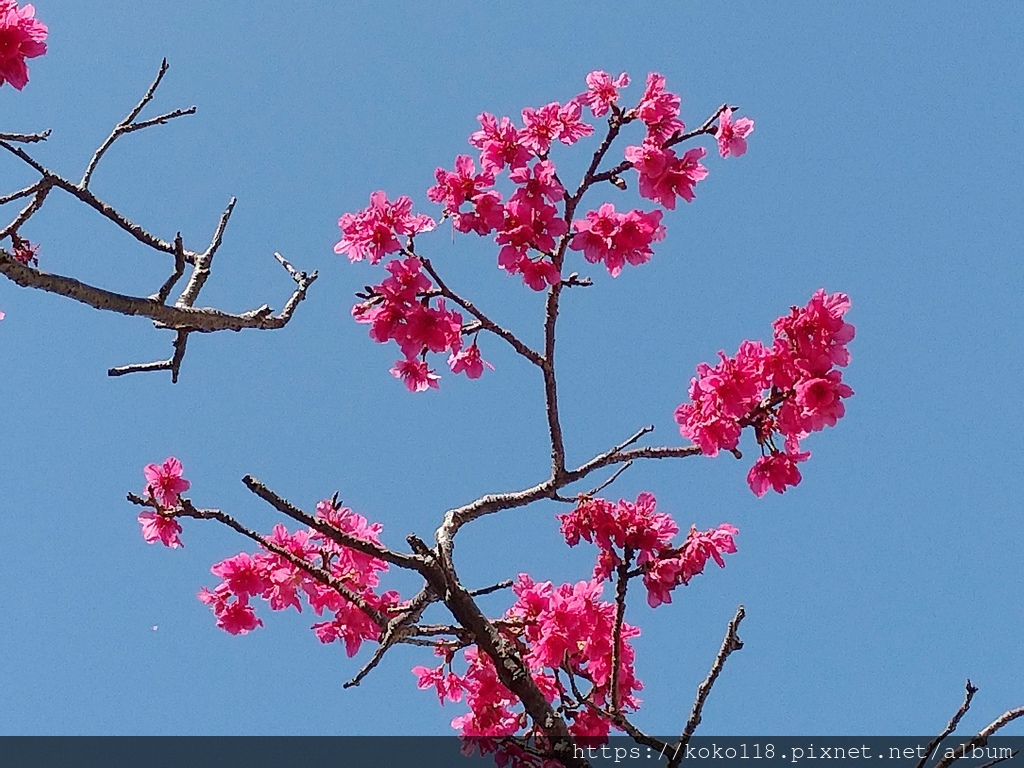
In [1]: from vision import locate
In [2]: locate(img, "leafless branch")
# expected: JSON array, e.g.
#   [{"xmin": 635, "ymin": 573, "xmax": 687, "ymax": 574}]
[
  {"xmin": 81, "ymin": 59, "xmax": 195, "ymax": 188},
  {"xmin": 670, "ymin": 605, "xmax": 746, "ymax": 766},
  {"xmin": 0, "ymin": 60, "xmax": 315, "ymax": 380},
  {"xmin": 918, "ymin": 680, "xmax": 979, "ymax": 768},
  {"xmin": 0, "ymin": 129, "xmax": 50, "ymax": 143},
  {"xmin": 930, "ymin": 685, "xmax": 1024, "ymax": 768},
  {"xmin": 241, "ymin": 475, "xmax": 423, "ymax": 571}
]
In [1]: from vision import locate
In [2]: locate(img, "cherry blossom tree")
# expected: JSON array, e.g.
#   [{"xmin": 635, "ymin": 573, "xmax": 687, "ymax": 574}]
[{"xmin": 3, "ymin": 5, "xmax": 1020, "ymax": 766}]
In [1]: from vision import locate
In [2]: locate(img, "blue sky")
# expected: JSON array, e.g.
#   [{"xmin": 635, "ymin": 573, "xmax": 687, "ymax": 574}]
[{"xmin": 1, "ymin": 0, "xmax": 1021, "ymax": 738}]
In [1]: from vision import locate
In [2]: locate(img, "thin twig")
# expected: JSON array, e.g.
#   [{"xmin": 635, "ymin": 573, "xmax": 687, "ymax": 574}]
[
  {"xmin": 420, "ymin": 257, "xmax": 543, "ymax": 367},
  {"xmin": 670, "ymin": 605, "xmax": 746, "ymax": 767},
  {"xmin": 81, "ymin": 59, "xmax": 195, "ymax": 188},
  {"xmin": 241, "ymin": 475, "xmax": 423, "ymax": 571},
  {"xmin": 918, "ymin": 680, "xmax": 979, "ymax": 768},
  {"xmin": 933, "ymin": 704, "xmax": 1024, "ymax": 768}
]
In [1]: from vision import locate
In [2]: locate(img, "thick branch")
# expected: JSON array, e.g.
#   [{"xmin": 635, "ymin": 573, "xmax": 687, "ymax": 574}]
[{"xmin": 0, "ymin": 252, "xmax": 316, "ymax": 334}]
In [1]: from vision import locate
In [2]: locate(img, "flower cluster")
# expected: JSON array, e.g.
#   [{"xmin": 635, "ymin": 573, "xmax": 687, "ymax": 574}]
[
  {"xmin": 137, "ymin": 457, "xmax": 190, "ymax": 549},
  {"xmin": 334, "ymin": 191, "xmax": 434, "ymax": 265},
  {"xmin": 557, "ymin": 492, "xmax": 738, "ymax": 608},
  {"xmin": 568, "ymin": 203, "xmax": 664, "ymax": 276},
  {"xmin": 414, "ymin": 573, "xmax": 643, "ymax": 757},
  {"xmin": 674, "ymin": 289, "xmax": 855, "ymax": 496},
  {"xmin": 349, "ymin": 256, "xmax": 489, "ymax": 391},
  {"xmin": 199, "ymin": 499, "xmax": 401, "ymax": 652},
  {"xmin": 337, "ymin": 71, "xmax": 754, "ymax": 391},
  {"xmin": 0, "ymin": 1, "xmax": 47, "ymax": 91}
]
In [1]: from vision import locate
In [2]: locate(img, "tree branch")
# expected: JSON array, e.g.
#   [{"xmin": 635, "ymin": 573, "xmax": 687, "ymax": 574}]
[
  {"xmin": 670, "ymin": 605, "xmax": 746, "ymax": 766},
  {"xmin": 419, "ymin": 256, "xmax": 543, "ymax": 367}
]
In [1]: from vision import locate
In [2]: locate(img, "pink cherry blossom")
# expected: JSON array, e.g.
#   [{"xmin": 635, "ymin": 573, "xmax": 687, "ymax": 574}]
[
  {"xmin": 519, "ymin": 102, "xmax": 563, "ymax": 156},
  {"xmin": 555, "ymin": 100, "xmax": 594, "ymax": 146},
  {"xmin": 675, "ymin": 290, "xmax": 853, "ymax": 495},
  {"xmin": 143, "ymin": 457, "xmax": 190, "ymax": 508},
  {"xmin": 642, "ymin": 524, "xmax": 739, "ymax": 607},
  {"xmin": 715, "ymin": 107, "xmax": 755, "ymax": 158},
  {"xmin": 636, "ymin": 72, "xmax": 684, "ymax": 142},
  {"xmin": 334, "ymin": 191, "xmax": 434, "ymax": 264},
  {"xmin": 578, "ymin": 70, "xmax": 630, "ymax": 117},
  {"xmin": 390, "ymin": 358, "xmax": 441, "ymax": 392},
  {"xmin": 137, "ymin": 511, "xmax": 183, "ymax": 549},
  {"xmin": 569, "ymin": 204, "xmax": 665, "ymax": 276},
  {"xmin": 625, "ymin": 142, "xmax": 708, "ymax": 209},
  {"xmin": 427, "ymin": 155, "xmax": 495, "ymax": 212},
  {"xmin": 0, "ymin": 1, "xmax": 46, "ymax": 91},
  {"xmin": 448, "ymin": 343, "xmax": 494, "ymax": 379},
  {"xmin": 469, "ymin": 112, "xmax": 530, "ymax": 173},
  {"xmin": 746, "ymin": 450, "xmax": 810, "ymax": 497}
]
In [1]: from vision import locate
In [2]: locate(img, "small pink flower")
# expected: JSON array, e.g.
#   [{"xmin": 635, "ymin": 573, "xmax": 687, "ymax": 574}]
[
  {"xmin": 715, "ymin": 108, "xmax": 755, "ymax": 158},
  {"xmin": 636, "ymin": 72, "xmax": 684, "ymax": 142},
  {"xmin": 334, "ymin": 191, "xmax": 434, "ymax": 264},
  {"xmin": 143, "ymin": 457, "xmax": 190, "ymax": 508},
  {"xmin": 448, "ymin": 343, "xmax": 494, "ymax": 379},
  {"xmin": 390, "ymin": 358, "xmax": 440, "ymax": 392},
  {"xmin": 746, "ymin": 450, "xmax": 810, "ymax": 497},
  {"xmin": 578, "ymin": 70, "xmax": 630, "ymax": 117},
  {"xmin": 0, "ymin": 1, "xmax": 47, "ymax": 91},
  {"xmin": 138, "ymin": 511, "xmax": 184, "ymax": 549}
]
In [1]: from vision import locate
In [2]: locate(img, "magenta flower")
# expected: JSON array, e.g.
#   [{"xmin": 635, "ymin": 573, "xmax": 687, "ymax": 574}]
[
  {"xmin": 448, "ymin": 343, "xmax": 494, "ymax": 379},
  {"xmin": 715, "ymin": 107, "xmax": 755, "ymax": 158},
  {"xmin": 390, "ymin": 358, "xmax": 440, "ymax": 392},
  {"xmin": 747, "ymin": 450, "xmax": 810, "ymax": 497},
  {"xmin": 0, "ymin": 1, "xmax": 47, "ymax": 91},
  {"xmin": 334, "ymin": 191, "xmax": 434, "ymax": 264},
  {"xmin": 137, "ymin": 511, "xmax": 184, "ymax": 549},
  {"xmin": 143, "ymin": 457, "xmax": 190, "ymax": 508},
  {"xmin": 577, "ymin": 70, "xmax": 630, "ymax": 117},
  {"xmin": 636, "ymin": 72, "xmax": 684, "ymax": 142}
]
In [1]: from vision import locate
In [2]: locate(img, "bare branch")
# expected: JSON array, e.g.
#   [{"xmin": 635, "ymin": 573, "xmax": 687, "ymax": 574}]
[
  {"xmin": 152, "ymin": 233, "xmax": 187, "ymax": 304},
  {"xmin": 0, "ymin": 129, "xmax": 50, "ymax": 143},
  {"xmin": 0, "ymin": 180, "xmax": 44, "ymax": 207},
  {"xmin": 108, "ymin": 329, "xmax": 189, "ymax": 382},
  {"xmin": 176, "ymin": 199, "xmax": 235, "ymax": 308},
  {"xmin": 933, "ymin": 701, "xmax": 1024, "ymax": 768},
  {"xmin": 0, "ymin": 253, "xmax": 315, "ymax": 333},
  {"xmin": 670, "ymin": 605, "xmax": 746, "ymax": 766},
  {"xmin": 918, "ymin": 680, "xmax": 979, "ymax": 768},
  {"xmin": 81, "ymin": 59, "xmax": 196, "ymax": 188}
]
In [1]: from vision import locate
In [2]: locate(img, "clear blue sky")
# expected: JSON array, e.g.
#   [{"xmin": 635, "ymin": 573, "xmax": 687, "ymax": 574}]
[{"xmin": 1, "ymin": 0, "xmax": 1021, "ymax": 738}]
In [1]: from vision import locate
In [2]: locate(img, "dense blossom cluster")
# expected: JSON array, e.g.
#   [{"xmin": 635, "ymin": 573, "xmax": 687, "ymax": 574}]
[
  {"xmin": 674, "ymin": 290, "xmax": 855, "ymax": 496},
  {"xmin": 335, "ymin": 70, "xmax": 753, "ymax": 388},
  {"xmin": 0, "ymin": 1, "xmax": 46, "ymax": 90},
  {"xmin": 415, "ymin": 573, "xmax": 642, "ymax": 751},
  {"xmin": 199, "ymin": 499, "xmax": 401, "ymax": 650},
  {"xmin": 349, "ymin": 256, "xmax": 491, "ymax": 391},
  {"xmin": 558, "ymin": 492, "xmax": 738, "ymax": 608},
  {"xmin": 136, "ymin": 460, "xmax": 400, "ymax": 653}
]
